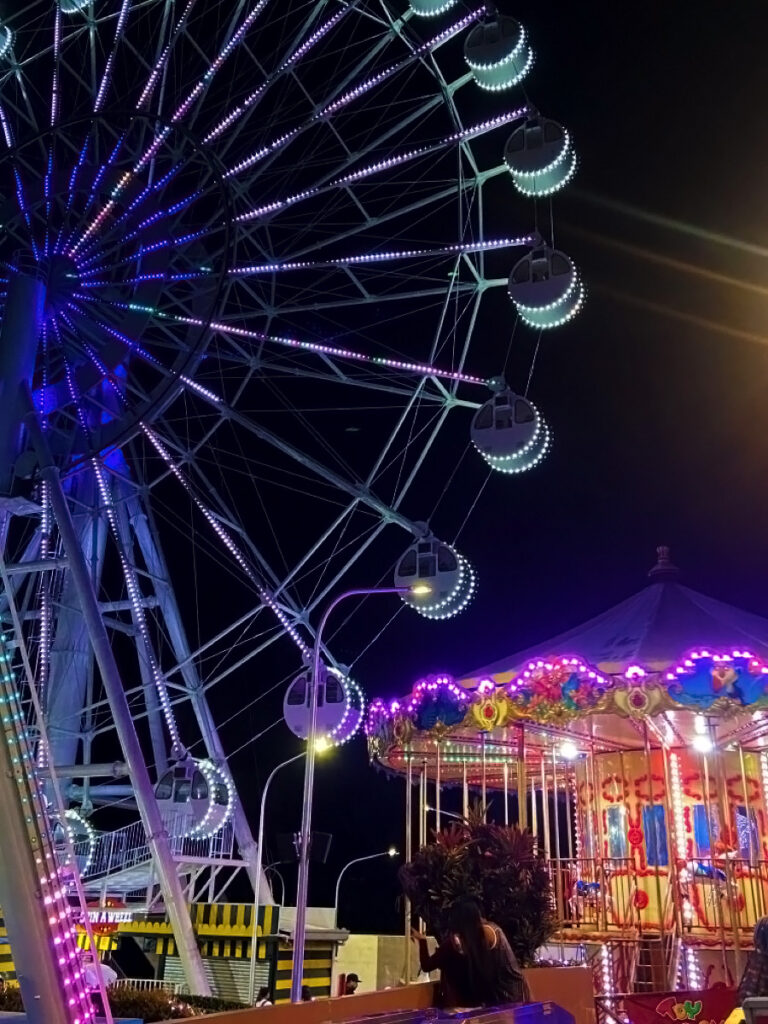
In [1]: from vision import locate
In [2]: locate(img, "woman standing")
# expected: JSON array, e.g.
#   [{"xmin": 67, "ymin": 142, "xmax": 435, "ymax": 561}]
[{"xmin": 412, "ymin": 899, "xmax": 530, "ymax": 1008}]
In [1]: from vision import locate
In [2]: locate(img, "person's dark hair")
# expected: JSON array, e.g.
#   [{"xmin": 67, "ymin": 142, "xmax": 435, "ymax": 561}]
[
  {"xmin": 449, "ymin": 898, "xmax": 492, "ymax": 995},
  {"xmin": 256, "ymin": 986, "xmax": 270, "ymax": 1001},
  {"xmin": 301, "ymin": 985, "xmax": 312, "ymax": 1001}
]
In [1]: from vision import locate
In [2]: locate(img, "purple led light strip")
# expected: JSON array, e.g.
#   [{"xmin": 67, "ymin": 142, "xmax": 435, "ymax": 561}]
[
  {"xmin": 94, "ymin": 0, "xmax": 133, "ymax": 113},
  {"xmin": 237, "ymin": 107, "xmax": 529, "ymax": 223},
  {"xmin": 170, "ymin": 0, "xmax": 272, "ymax": 124},
  {"xmin": 203, "ymin": 6, "xmax": 350, "ymax": 144},
  {"xmin": 78, "ymin": 231, "xmax": 532, "ymax": 286},
  {"xmin": 72, "ymin": 291, "xmax": 489, "ymax": 387},
  {"xmin": 137, "ymin": 0, "xmax": 198, "ymax": 110},
  {"xmin": 76, "ymin": 164, "xmax": 187, "ymax": 268},
  {"xmin": 229, "ymin": 235, "xmax": 534, "ymax": 276},
  {"xmin": 57, "ymin": 322, "xmax": 183, "ymax": 751},
  {"xmin": 61, "ymin": 304, "xmax": 308, "ymax": 656},
  {"xmin": 223, "ymin": 6, "xmax": 486, "ymax": 179},
  {"xmin": 0, "ymin": 104, "xmax": 39, "ymax": 260},
  {"xmin": 71, "ymin": 0, "xmax": 272, "ymax": 254}
]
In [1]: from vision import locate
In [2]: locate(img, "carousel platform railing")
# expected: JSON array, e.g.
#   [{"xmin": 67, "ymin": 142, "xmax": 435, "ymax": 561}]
[{"xmin": 543, "ymin": 854, "xmax": 768, "ymax": 938}]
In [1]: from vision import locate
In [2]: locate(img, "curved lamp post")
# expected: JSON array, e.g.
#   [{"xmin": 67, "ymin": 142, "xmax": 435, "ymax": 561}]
[
  {"xmin": 290, "ymin": 584, "xmax": 429, "ymax": 1003},
  {"xmin": 334, "ymin": 848, "xmax": 398, "ymax": 928},
  {"xmin": 265, "ymin": 864, "xmax": 286, "ymax": 907},
  {"xmin": 248, "ymin": 751, "xmax": 305, "ymax": 1003}
]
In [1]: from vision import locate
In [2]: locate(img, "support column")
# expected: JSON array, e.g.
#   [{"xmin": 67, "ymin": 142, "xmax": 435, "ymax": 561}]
[
  {"xmin": 0, "ymin": 634, "xmax": 89, "ymax": 1024},
  {"xmin": 404, "ymin": 756, "xmax": 413, "ymax": 983},
  {"xmin": 0, "ymin": 270, "xmax": 45, "ymax": 495},
  {"xmin": 127, "ymin": 489, "xmax": 270, "ymax": 900},
  {"xmin": 24, "ymin": 402, "xmax": 211, "ymax": 996}
]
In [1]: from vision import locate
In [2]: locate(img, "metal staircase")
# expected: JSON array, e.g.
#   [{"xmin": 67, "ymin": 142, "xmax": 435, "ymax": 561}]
[{"xmin": 73, "ymin": 816, "xmax": 243, "ymax": 904}]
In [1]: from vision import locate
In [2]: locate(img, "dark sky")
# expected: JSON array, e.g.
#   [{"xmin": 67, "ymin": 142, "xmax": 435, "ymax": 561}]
[{"xmin": 229, "ymin": 1, "xmax": 768, "ymax": 936}]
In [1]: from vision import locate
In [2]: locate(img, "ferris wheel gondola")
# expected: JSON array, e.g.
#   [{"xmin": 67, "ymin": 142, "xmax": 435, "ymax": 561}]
[{"xmin": 154, "ymin": 758, "xmax": 234, "ymax": 840}]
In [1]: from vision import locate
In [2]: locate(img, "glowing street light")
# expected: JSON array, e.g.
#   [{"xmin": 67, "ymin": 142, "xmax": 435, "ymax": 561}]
[
  {"xmin": 290, "ymin": 584, "xmax": 425, "ymax": 1003},
  {"xmin": 334, "ymin": 848, "xmax": 398, "ymax": 927}
]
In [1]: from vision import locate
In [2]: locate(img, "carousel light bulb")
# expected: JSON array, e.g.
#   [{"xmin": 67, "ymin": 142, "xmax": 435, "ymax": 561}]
[
  {"xmin": 560, "ymin": 740, "xmax": 579, "ymax": 761},
  {"xmin": 387, "ymin": 847, "xmax": 398, "ymax": 857},
  {"xmin": 314, "ymin": 736, "xmax": 331, "ymax": 753},
  {"xmin": 692, "ymin": 734, "xmax": 713, "ymax": 754}
]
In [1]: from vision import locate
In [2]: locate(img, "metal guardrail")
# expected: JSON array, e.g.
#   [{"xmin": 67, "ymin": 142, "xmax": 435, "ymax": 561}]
[
  {"xmin": 72, "ymin": 815, "xmax": 235, "ymax": 880},
  {"xmin": 111, "ymin": 977, "xmax": 187, "ymax": 995}
]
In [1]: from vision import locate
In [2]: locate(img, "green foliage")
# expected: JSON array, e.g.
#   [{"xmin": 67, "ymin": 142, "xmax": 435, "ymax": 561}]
[
  {"xmin": 0, "ymin": 983, "xmax": 246, "ymax": 1021},
  {"xmin": 399, "ymin": 810, "xmax": 556, "ymax": 967}
]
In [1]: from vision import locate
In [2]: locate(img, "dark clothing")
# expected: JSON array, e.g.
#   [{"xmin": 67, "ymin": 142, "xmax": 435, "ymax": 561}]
[
  {"xmin": 419, "ymin": 937, "xmax": 472, "ymax": 1007},
  {"xmin": 738, "ymin": 949, "xmax": 768, "ymax": 1003},
  {"xmin": 418, "ymin": 925, "xmax": 530, "ymax": 1008}
]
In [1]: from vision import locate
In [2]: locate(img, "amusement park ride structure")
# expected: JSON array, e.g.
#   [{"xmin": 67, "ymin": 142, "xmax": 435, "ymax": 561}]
[
  {"xmin": 367, "ymin": 549, "xmax": 768, "ymax": 1011},
  {"xmin": 0, "ymin": 0, "xmax": 582, "ymax": 1018}
]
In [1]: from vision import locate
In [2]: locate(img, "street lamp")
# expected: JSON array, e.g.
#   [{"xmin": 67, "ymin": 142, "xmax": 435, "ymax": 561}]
[
  {"xmin": 290, "ymin": 583, "xmax": 429, "ymax": 1003},
  {"xmin": 334, "ymin": 848, "xmax": 398, "ymax": 928},
  {"xmin": 248, "ymin": 751, "xmax": 305, "ymax": 1004},
  {"xmin": 264, "ymin": 864, "xmax": 286, "ymax": 907}
]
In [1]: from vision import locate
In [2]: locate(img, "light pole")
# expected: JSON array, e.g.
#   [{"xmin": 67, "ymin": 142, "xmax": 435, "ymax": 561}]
[
  {"xmin": 334, "ymin": 848, "xmax": 398, "ymax": 928},
  {"xmin": 248, "ymin": 751, "xmax": 305, "ymax": 1004},
  {"xmin": 265, "ymin": 864, "xmax": 286, "ymax": 907},
  {"xmin": 290, "ymin": 584, "xmax": 428, "ymax": 1003}
]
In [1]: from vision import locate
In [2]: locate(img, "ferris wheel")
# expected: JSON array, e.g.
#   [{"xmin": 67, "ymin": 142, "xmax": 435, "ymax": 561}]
[{"xmin": 0, "ymin": 0, "xmax": 580, "ymax": 998}]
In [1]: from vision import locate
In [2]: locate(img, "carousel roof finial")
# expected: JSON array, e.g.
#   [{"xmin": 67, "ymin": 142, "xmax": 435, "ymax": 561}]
[{"xmin": 647, "ymin": 545, "xmax": 680, "ymax": 583}]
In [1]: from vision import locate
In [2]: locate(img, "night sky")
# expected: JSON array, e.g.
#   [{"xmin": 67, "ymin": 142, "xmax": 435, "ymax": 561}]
[{"xmin": 221, "ymin": 2, "xmax": 768, "ymax": 937}]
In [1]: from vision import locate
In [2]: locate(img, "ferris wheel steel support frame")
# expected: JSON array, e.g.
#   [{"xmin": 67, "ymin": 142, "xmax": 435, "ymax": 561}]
[
  {"xmin": 23, "ymin": 397, "xmax": 211, "ymax": 997},
  {"xmin": 126, "ymin": 486, "xmax": 272, "ymax": 899},
  {"xmin": 0, "ymin": 636, "xmax": 79, "ymax": 1024}
]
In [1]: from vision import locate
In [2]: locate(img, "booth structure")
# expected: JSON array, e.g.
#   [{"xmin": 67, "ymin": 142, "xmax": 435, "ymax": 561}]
[{"xmin": 367, "ymin": 549, "xmax": 768, "ymax": 1010}]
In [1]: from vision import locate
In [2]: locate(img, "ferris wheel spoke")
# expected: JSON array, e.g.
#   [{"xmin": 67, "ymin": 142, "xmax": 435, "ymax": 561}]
[
  {"xmin": 72, "ymin": 0, "xmax": 277, "ymax": 252},
  {"xmin": 93, "ymin": 0, "xmax": 134, "ymax": 113},
  {"xmin": 139, "ymin": 422, "xmax": 311, "ymax": 654},
  {"xmin": 230, "ymin": 235, "xmax": 532, "ymax": 277},
  {"xmin": 237, "ymin": 107, "xmax": 525, "ymax": 225},
  {"xmin": 202, "ymin": 3, "xmax": 353, "ymax": 144},
  {"xmin": 223, "ymin": 7, "xmax": 483, "ymax": 179}
]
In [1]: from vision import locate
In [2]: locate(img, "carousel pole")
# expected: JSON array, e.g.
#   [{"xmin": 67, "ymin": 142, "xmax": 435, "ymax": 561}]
[
  {"xmin": 503, "ymin": 762, "xmax": 510, "ymax": 826},
  {"xmin": 589, "ymin": 739, "xmax": 608, "ymax": 930},
  {"xmin": 541, "ymin": 755, "xmax": 552, "ymax": 862},
  {"xmin": 518, "ymin": 725, "xmax": 527, "ymax": 829},
  {"xmin": 565, "ymin": 765, "xmax": 574, "ymax": 860},
  {"xmin": 419, "ymin": 763, "xmax": 427, "ymax": 933},
  {"xmin": 552, "ymin": 747, "xmax": 564, "ymax": 925},
  {"xmin": 481, "ymin": 733, "xmax": 488, "ymax": 812},
  {"xmin": 659, "ymin": 745, "xmax": 685, "ymax": 940},
  {"xmin": 643, "ymin": 721, "xmax": 667, "ymax": 968},
  {"xmin": 737, "ymin": 744, "xmax": 758, "ymax": 866},
  {"xmin": 420, "ymin": 763, "xmax": 427, "ymax": 848},
  {"xmin": 462, "ymin": 761, "xmax": 469, "ymax": 818},
  {"xmin": 701, "ymin": 747, "xmax": 729, "ymax": 978},
  {"xmin": 711, "ymin": 721, "xmax": 742, "ymax": 979},
  {"xmin": 435, "ymin": 740, "xmax": 442, "ymax": 833},
  {"xmin": 404, "ymin": 755, "xmax": 413, "ymax": 984},
  {"xmin": 531, "ymin": 772, "xmax": 538, "ymax": 843},
  {"xmin": 738, "ymin": 744, "xmax": 763, "ymax": 920},
  {"xmin": 618, "ymin": 749, "xmax": 636, "ymax": 925}
]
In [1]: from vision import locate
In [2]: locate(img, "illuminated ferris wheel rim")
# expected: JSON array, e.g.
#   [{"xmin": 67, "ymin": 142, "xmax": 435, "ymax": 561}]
[{"xmin": 0, "ymin": 0, "xmax": 581, "ymax": 778}]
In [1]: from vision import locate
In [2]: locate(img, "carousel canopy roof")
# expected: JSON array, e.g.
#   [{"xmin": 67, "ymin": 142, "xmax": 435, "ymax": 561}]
[{"xmin": 461, "ymin": 548, "xmax": 768, "ymax": 683}]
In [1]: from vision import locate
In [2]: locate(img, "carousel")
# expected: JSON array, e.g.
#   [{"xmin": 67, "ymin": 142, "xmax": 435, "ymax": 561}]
[{"xmin": 366, "ymin": 548, "xmax": 768, "ymax": 1004}]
